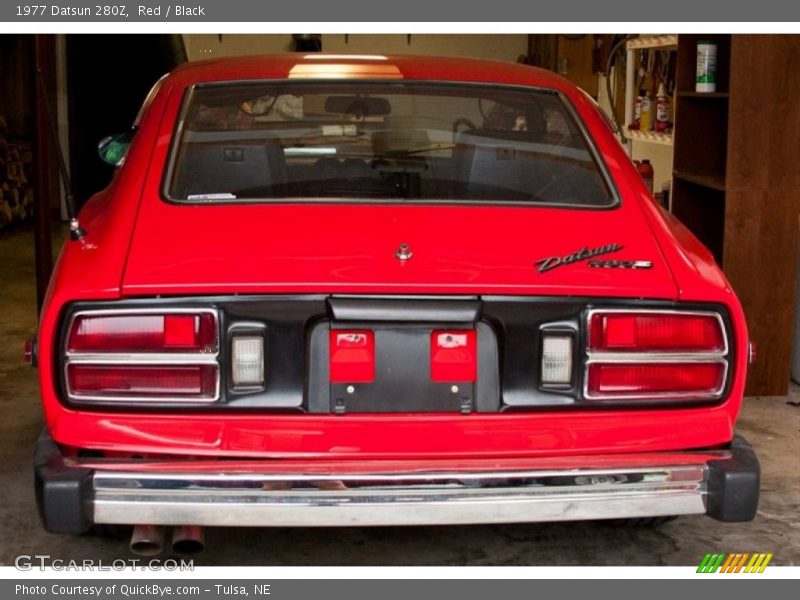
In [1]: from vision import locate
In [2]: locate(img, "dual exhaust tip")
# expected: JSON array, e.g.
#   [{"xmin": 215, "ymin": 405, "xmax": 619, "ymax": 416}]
[{"xmin": 130, "ymin": 525, "xmax": 204, "ymax": 556}]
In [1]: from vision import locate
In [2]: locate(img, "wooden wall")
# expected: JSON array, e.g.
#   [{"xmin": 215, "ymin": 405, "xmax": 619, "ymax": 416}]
[{"xmin": 527, "ymin": 35, "xmax": 598, "ymax": 97}]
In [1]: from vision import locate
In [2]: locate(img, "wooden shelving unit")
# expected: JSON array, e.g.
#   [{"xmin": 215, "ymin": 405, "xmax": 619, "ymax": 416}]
[
  {"xmin": 626, "ymin": 129, "xmax": 673, "ymax": 146},
  {"xmin": 670, "ymin": 35, "xmax": 800, "ymax": 396},
  {"xmin": 626, "ymin": 35, "xmax": 678, "ymax": 51},
  {"xmin": 672, "ymin": 171, "xmax": 726, "ymax": 192},
  {"xmin": 671, "ymin": 34, "xmax": 732, "ymax": 265},
  {"xmin": 676, "ymin": 91, "xmax": 729, "ymax": 99}
]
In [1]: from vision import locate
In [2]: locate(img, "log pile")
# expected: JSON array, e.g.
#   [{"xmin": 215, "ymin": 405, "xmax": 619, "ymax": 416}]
[{"xmin": 0, "ymin": 115, "xmax": 34, "ymax": 231}]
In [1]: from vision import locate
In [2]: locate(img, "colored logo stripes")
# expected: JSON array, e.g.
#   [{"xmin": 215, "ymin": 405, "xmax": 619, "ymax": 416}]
[{"xmin": 697, "ymin": 552, "xmax": 773, "ymax": 573}]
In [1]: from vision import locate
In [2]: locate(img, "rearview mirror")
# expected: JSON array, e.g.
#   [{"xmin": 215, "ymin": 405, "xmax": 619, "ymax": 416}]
[
  {"xmin": 324, "ymin": 96, "xmax": 391, "ymax": 118},
  {"xmin": 98, "ymin": 132, "xmax": 133, "ymax": 166}
]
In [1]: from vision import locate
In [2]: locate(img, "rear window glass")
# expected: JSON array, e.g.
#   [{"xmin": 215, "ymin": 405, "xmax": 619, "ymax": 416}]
[{"xmin": 166, "ymin": 82, "xmax": 615, "ymax": 207}]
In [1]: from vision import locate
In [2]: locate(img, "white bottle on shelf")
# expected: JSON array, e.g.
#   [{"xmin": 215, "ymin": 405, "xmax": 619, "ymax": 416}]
[{"xmin": 696, "ymin": 41, "xmax": 718, "ymax": 93}]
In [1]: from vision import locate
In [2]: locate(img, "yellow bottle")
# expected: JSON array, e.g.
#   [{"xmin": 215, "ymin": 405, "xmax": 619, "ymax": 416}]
[{"xmin": 639, "ymin": 92, "xmax": 653, "ymax": 131}]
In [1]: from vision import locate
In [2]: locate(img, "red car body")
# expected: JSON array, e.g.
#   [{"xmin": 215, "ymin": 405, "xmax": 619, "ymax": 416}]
[{"xmin": 33, "ymin": 55, "xmax": 759, "ymax": 546}]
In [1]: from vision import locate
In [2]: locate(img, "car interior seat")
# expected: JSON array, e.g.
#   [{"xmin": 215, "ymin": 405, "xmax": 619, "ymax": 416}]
[{"xmin": 173, "ymin": 139, "xmax": 287, "ymax": 199}]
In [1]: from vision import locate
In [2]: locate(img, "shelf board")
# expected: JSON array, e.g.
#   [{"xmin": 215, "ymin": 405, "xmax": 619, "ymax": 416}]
[
  {"xmin": 626, "ymin": 129, "xmax": 673, "ymax": 146},
  {"xmin": 677, "ymin": 91, "xmax": 730, "ymax": 99},
  {"xmin": 626, "ymin": 35, "xmax": 678, "ymax": 51},
  {"xmin": 673, "ymin": 171, "xmax": 727, "ymax": 192}
]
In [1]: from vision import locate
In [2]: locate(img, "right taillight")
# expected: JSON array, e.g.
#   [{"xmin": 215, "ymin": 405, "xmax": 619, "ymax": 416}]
[
  {"xmin": 585, "ymin": 310, "xmax": 728, "ymax": 401},
  {"xmin": 589, "ymin": 312, "xmax": 725, "ymax": 352},
  {"xmin": 64, "ymin": 309, "xmax": 220, "ymax": 404}
]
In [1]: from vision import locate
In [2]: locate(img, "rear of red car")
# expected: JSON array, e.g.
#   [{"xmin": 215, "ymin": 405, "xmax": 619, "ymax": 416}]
[{"xmin": 33, "ymin": 56, "xmax": 758, "ymax": 549}]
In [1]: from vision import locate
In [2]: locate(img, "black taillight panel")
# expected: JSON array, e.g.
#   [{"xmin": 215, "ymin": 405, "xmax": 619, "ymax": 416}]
[{"xmin": 56, "ymin": 296, "xmax": 734, "ymax": 413}]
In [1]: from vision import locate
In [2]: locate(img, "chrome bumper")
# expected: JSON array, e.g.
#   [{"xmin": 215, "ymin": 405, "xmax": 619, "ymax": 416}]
[
  {"xmin": 92, "ymin": 465, "xmax": 707, "ymax": 527},
  {"xmin": 34, "ymin": 432, "xmax": 759, "ymax": 532}
]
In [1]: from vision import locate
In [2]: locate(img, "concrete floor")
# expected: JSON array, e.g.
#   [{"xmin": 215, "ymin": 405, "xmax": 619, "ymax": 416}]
[{"xmin": 1, "ymin": 225, "xmax": 798, "ymax": 566}]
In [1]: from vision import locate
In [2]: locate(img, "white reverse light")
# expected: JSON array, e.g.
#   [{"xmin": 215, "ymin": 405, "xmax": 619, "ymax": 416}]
[
  {"xmin": 232, "ymin": 336, "xmax": 264, "ymax": 386},
  {"xmin": 541, "ymin": 335, "xmax": 573, "ymax": 384}
]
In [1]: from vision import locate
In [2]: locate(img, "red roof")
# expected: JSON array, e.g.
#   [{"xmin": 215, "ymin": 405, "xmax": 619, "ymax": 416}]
[{"xmin": 165, "ymin": 53, "xmax": 575, "ymax": 91}]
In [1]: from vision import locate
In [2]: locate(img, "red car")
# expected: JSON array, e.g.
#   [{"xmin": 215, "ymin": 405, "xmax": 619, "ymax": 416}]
[{"xmin": 33, "ymin": 54, "xmax": 759, "ymax": 555}]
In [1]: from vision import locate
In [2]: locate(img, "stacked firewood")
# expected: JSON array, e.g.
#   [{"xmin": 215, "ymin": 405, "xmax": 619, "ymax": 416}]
[{"xmin": 0, "ymin": 116, "xmax": 34, "ymax": 231}]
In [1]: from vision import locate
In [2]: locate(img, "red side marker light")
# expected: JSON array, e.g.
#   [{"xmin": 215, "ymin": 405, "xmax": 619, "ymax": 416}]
[{"xmin": 23, "ymin": 337, "xmax": 33, "ymax": 364}]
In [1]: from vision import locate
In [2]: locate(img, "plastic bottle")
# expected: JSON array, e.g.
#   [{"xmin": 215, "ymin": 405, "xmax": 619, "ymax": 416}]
[
  {"xmin": 655, "ymin": 83, "xmax": 671, "ymax": 133},
  {"xmin": 629, "ymin": 93, "xmax": 643, "ymax": 130},
  {"xmin": 637, "ymin": 159, "xmax": 654, "ymax": 195},
  {"xmin": 639, "ymin": 90, "xmax": 653, "ymax": 131},
  {"xmin": 696, "ymin": 41, "xmax": 717, "ymax": 93}
]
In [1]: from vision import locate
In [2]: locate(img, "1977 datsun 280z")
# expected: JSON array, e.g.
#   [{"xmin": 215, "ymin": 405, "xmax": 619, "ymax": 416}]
[{"xmin": 32, "ymin": 54, "xmax": 759, "ymax": 555}]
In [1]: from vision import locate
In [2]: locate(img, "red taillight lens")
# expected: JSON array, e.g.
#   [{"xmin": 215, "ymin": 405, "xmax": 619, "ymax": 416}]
[
  {"xmin": 585, "ymin": 309, "xmax": 729, "ymax": 401},
  {"xmin": 64, "ymin": 309, "xmax": 220, "ymax": 404},
  {"xmin": 67, "ymin": 313, "xmax": 217, "ymax": 353},
  {"xmin": 589, "ymin": 312, "xmax": 725, "ymax": 352},
  {"xmin": 587, "ymin": 363, "xmax": 725, "ymax": 398},
  {"xmin": 67, "ymin": 364, "xmax": 218, "ymax": 400}
]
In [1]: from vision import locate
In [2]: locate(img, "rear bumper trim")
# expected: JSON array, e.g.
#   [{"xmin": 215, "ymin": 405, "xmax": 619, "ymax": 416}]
[
  {"xmin": 34, "ymin": 432, "xmax": 759, "ymax": 531},
  {"xmin": 92, "ymin": 476, "xmax": 706, "ymax": 528}
]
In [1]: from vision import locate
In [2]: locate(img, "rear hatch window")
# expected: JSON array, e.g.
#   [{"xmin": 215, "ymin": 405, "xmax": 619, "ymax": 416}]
[{"xmin": 166, "ymin": 81, "xmax": 616, "ymax": 207}]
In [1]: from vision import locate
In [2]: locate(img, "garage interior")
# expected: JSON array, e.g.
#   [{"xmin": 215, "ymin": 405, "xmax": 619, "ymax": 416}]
[{"xmin": 0, "ymin": 33, "xmax": 798, "ymax": 565}]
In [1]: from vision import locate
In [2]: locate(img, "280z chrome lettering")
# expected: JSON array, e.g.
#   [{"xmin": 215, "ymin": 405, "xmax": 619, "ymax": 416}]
[{"xmin": 587, "ymin": 259, "xmax": 653, "ymax": 269}]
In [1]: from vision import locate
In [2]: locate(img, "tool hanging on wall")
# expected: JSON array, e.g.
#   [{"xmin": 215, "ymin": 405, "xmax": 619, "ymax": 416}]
[
  {"xmin": 652, "ymin": 50, "xmax": 677, "ymax": 96},
  {"xmin": 603, "ymin": 34, "xmax": 635, "ymax": 139}
]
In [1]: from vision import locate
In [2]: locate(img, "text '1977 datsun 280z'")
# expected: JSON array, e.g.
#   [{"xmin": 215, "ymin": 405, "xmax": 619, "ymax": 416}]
[{"xmin": 31, "ymin": 54, "xmax": 759, "ymax": 555}]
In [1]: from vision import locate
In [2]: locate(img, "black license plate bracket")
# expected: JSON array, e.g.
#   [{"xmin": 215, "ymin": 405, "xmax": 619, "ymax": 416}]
[{"xmin": 306, "ymin": 321, "xmax": 500, "ymax": 414}]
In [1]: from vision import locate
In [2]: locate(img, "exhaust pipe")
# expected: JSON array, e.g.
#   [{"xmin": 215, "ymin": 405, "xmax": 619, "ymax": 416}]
[
  {"xmin": 172, "ymin": 525, "xmax": 205, "ymax": 554},
  {"xmin": 129, "ymin": 525, "xmax": 165, "ymax": 556}
]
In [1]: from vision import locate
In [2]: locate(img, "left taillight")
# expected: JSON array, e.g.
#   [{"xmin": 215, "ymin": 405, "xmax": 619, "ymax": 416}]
[
  {"xmin": 584, "ymin": 309, "xmax": 729, "ymax": 402},
  {"xmin": 64, "ymin": 309, "xmax": 220, "ymax": 404},
  {"xmin": 67, "ymin": 313, "xmax": 217, "ymax": 353}
]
